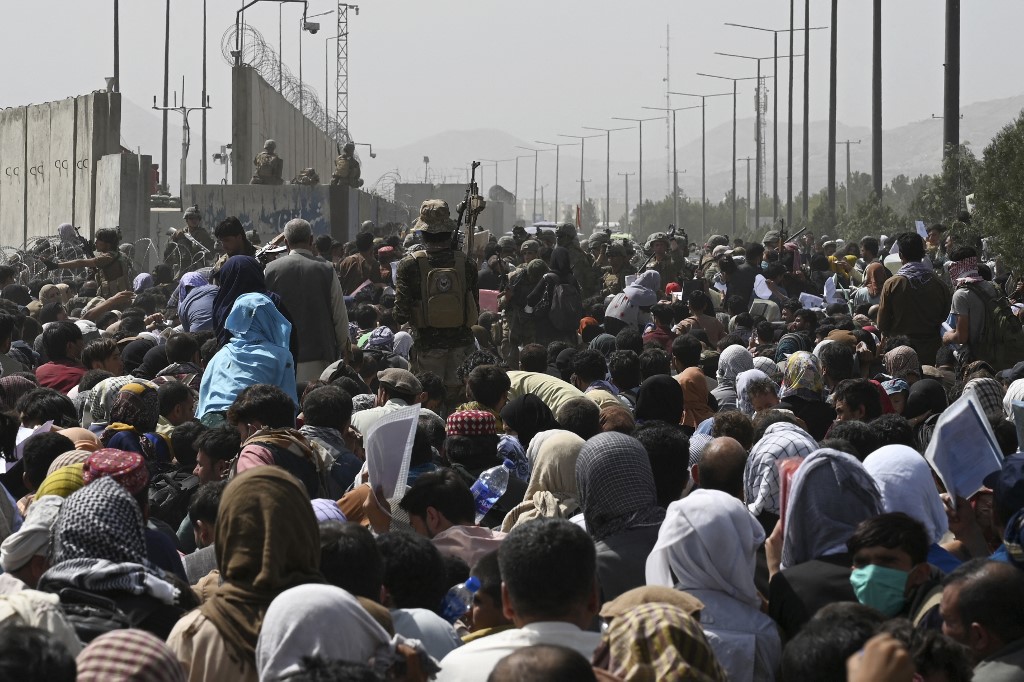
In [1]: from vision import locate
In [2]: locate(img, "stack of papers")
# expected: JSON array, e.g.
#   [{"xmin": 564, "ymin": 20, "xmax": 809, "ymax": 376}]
[{"xmin": 924, "ymin": 393, "xmax": 1002, "ymax": 500}]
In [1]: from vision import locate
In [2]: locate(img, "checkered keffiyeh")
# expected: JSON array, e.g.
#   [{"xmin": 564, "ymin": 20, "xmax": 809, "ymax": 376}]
[
  {"xmin": 963, "ymin": 378, "xmax": 1006, "ymax": 425},
  {"xmin": 743, "ymin": 422, "xmax": 818, "ymax": 517},
  {"xmin": 83, "ymin": 449, "xmax": 150, "ymax": 495},
  {"xmin": 446, "ymin": 410, "xmax": 497, "ymax": 437},
  {"xmin": 76, "ymin": 628, "xmax": 186, "ymax": 682},
  {"xmin": 576, "ymin": 432, "xmax": 665, "ymax": 543}
]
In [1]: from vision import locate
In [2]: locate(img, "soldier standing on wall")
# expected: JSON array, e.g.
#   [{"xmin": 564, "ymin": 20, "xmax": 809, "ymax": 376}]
[
  {"xmin": 331, "ymin": 142, "xmax": 364, "ymax": 188},
  {"xmin": 41, "ymin": 227, "xmax": 132, "ymax": 297},
  {"xmin": 164, "ymin": 205, "xmax": 215, "ymax": 269},
  {"xmin": 393, "ymin": 200, "xmax": 478, "ymax": 412},
  {"xmin": 251, "ymin": 140, "xmax": 285, "ymax": 185}
]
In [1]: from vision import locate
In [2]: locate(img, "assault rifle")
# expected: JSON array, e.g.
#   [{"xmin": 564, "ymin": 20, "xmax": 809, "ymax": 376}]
[{"xmin": 455, "ymin": 161, "xmax": 486, "ymax": 255}]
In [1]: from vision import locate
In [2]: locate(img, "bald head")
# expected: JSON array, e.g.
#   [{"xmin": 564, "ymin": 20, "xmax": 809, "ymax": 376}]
[
  {"xmin": 488, "ymin": 645, "xmax": 596, "ymax": 682},
  {"xmin": 696, "ymin": 437, "xmax": 747, "ymax": 500}
]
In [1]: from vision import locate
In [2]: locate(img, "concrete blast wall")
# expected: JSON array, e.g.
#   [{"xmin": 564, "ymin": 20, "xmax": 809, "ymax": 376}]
[
  {"xmin": 0, "ymin": 92, "xmax": 122, "ymax": 247},
  {"xmin": 232, "ymin": 66, "xmax": 336, "ymax": 186}
]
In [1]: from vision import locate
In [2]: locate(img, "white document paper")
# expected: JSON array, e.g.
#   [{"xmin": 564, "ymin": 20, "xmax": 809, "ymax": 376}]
[
  {"xmin": 6, "ymin": 421, "xmax": 55, "ymax": 473},
  {"xmin": 924, "ymin": 393, "xmax": 1003, "ymax": 500},
  {"xmin": 799, "ymin": 292, "xmax": 825, "ymax": 310},
  {"xmin": 915, "ymin": 220, "xmax": 929, "ymax": 240},
  {"xmin": 753, "ymin": 274, "xmax": 773, "ymax": 300},
  {"xmin": 365, "ymin": 404, "xmax": 419, "ymax": 500},
  {"xmin": 713, "ymin": 281, "xmax": 727, "ymax": 294},
  {"xmin": 390, "ymin": 260, "xmax": 399, "ymax": 283}
]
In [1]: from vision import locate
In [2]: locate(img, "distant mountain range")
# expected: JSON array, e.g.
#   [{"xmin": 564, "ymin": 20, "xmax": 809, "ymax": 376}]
[{"xmin": 119, "ymin": 92, "xmax": 1024, "ymax": 204}]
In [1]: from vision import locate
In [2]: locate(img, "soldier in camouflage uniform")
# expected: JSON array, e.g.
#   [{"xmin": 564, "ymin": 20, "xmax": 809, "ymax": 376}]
[
  {"xmin": 393, "ymin": 200, "xmax": 478, "ymax": 412},
  {"xmin": 331, "ymin": 142, "xmax": 364, "ymax": 188},
  {"xmin": 600, "ymin": 243, "xmax": 638, "ymax": 297},
  {"xmin": 43, "ymin": 227, "xmax": 131, "ymax": 297},
  {"xmin": 251, "ymin": 140, "xmax": 284, "ymax": 185},
  {"xmin": 164, "ymin": 205, "xmax": 215, "ymax": 271},
  {"xmin": 291, "ymin": 168, "xmax": 320, "ymax": 186},
  {"xmin": 644, "ymin": 232, "xmax": 682, "ymax": 296},
  {"xmin": 499, "ymin": 256, "xmax": 548, "ymax": 369},
  {"xmin": 555, "ymin": 222, "xmax": 601, "ymax": 299}
]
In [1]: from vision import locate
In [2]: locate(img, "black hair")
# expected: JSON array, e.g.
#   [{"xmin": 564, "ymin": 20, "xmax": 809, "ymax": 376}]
[
  {"xmin": 943, "ymin": 559, "xmax": 1024, "ymax": 643},
  {"xmin": 16, "ymin": 388, "xmax": 78, "ymax": 428},
  {"xmin": 870, "ymin": 413, "xmax": 916, "ymax": 448},
  {"xmin": 639, "ymin": 348, "xmax": 671, "ymax": 380},
  {"xmin": 22, "ymin": 432, "xmax": 75, "ymax": 489},
  {"xmin": 355, "ymin": 232, "xmax": 375, "ymax": 252},
  {"xmin": 825, "ymin": 419, "xmax": 881, "ymax": 461},
  {"xmin": 470, "ymin": 549, "xmax": 503, "ymax": 608},
  {"xmin": 752, "ymin": 409, "xmax": 800, "ymax": 443},
  {"xmin": 78, "ymin": 369, "xmax": 113, "ymax": 393},
  {"xmin": 947, "ymin": 245, "xmax": 977, "ymax": 263},
  {"xmin": 859, "ymin": 236, "xmax": 879, "ymax": 257},
  {"xmin": 0, "ymin": 624, "xmax": 76, "ymax": 682},
  {"xmin": 38, "ymin": 302, "xmax": 65, "ymax": 324},
  {"xmin": 376, "ymin": 531, "xmax": 448, "ymax": 613},
  {"xmin": 227, "ymin": 384, "xmax": 296, "ymax": 429},
  {"xmin": 200, "ymin": 338, "xmax": 219, "ymax": 365},
  {"xmin": 488, "ymin": 644, "xmax": 597, "ymax": 682},
  {"xmin": 614, "ymin": 328, "xmax": 642, "ymax": 355},
  {"xmin": 753, "ymin": 320, "xmax": 776, "ymax": 346},
  {"xmin": 170, "ymin": 421, "xmax": 206, "ymax": 470},
  {"xmin": 165, "ymin": 333, "xmax": 199, "ymax": 364},
  {"xmin": 319, "ymin": 521, "xmax": 383, "ymax": 600},
  {"xmin": 554, "ymin": 398, "xmax": 600, "ymax": 441},
  {"xmin": 158, "ymin": 380, "xmax": 194, "ymax": 417},
  {"xmin": 781, "ymin": 605, "xmax": 882, "ymax": 682},
  {"xmin": 40, "ymin": 320, "xmax": 81, "ymax": 362},
  {"xmin": 213, "ymin": 216, "xmax": 245, "ymax": 239},
  {"xmin": 467, "ymin": 365, "xmax": 511, "ymax": 408},
  {"xmin": 650, "ymin": 303, "xmax": 674, "ymax": 326},
  {"xmin": 711, "ymin": 411, "xmax": 755, "ymax": 451},
  {"xmin": 517, "ymin": 344, "xmax": 547, "ymax": 373},
  {"xmin": 193, "ymin": 423, "xmax": 242, "ymax": 465},
  {"xmin": 456, "ymin": 350, "xmax": 502, "ymax": 384},
  {"xmin": 302, "ymin": 386, "xmax": 354, "ymax": 431},
  {"xmin": 94, "ymin": 227, "xmax": 120, "ymax": 246},
  {"xmin": 687, "ymin": 290, "xmax": 711, "ymax": 313},
  {"xmin": 633, "ymin": 422, "xmax": 690, "ymax": 508},
  {"xmin": 607, "ymin": 351, "xmax": 641, "ymax": 392},
  {"xmin": 934, "ymin": 345, "xmax": 956, "ymax": 368},
  {"xmin": 794, "ymin": 308, "xmax": 819, "ymax": 332},
  {"xmin": 833, "ymin": 378, "xmax": 883, "ymax": 421},
  {"xmin": 413, "ymin": 372, "xmax": 445, "ymax": 405},
  {"xmin": 848, "ymin": 511, "xmax": 929, "ymax": 566},
  {"xmin": 570, "ymin": 349, "xmax": 607, "ymax": 384},
  {"xmin": 399, "ymin": 469, "xmax": 476, "ymax": 526},
  {"xmin": 671, "ymin": 334, "xmax": 702, "ymax": 369},
  {"xmin": 315, "ymin": 234, "xmax": 335, "ymax": 257},
  {"xmin": 896, "ymin": 232, "xmax": 926, "ymax": 261},
  {"xmin": 188, "ymin": 479, "xmax": 228, "ymax": 527},
  {"xmin": 545, "ymin": 342, "xmax": 572, "ymax": 366}
]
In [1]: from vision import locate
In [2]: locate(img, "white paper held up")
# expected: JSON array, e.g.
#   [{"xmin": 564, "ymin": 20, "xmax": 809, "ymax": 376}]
[
  {"xmin": 924, "ymin": 393, "xmax": 1002, "ymax": 500},
  {"xmin": 365, "ymin": 404, "xmax": 419, "ymax": 500}
]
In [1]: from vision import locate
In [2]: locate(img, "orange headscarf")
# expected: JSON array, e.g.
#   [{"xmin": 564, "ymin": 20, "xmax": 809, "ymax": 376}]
[
  {"xmin": 678, "ymin": 367, "xmax": 714, "ymax": 428},
  {"xmin": 864, "ymin": 261, "xmax": 890, "ymax": 298}
]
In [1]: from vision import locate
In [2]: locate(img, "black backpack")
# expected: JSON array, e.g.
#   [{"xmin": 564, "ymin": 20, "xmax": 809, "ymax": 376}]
[
  {"xmin": 961, "ymin": 283, "xmax": 1024, "ymax": 370},
  {"xmin": 148, "ymin": 470, "xmax": 201, "ymax": 529},
  {"xmin": 548, "ymin": 282, "xmax": 583, "ymax": 332},
  {"xmin": 58, "ymin": 589, "xmax": 134, "ymax": 643}
]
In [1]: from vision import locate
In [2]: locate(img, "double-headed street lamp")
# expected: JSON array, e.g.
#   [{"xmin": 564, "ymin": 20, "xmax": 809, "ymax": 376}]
[
  {"xmin": 666, "ymin": 94, "xmax": 728, "ymax": 242},
  {"xmin": 641, "ymin": 105, "xmax": 699, "ymax": 233},
  {"xmin": 581, "ymin": 126, "xmax": 632, "ymax": 231},
  {"xmin": 695, "ymin": 73, "xmax": 760, "ymax": 234},
  {"xmin": 558, "ymin": 133, "xmax": 603, "ymax": 219},
  {"xmin": 609, "ymin": 117, "xmax": 663, "ymax": 235},
  {"xmin": 535, "ymin": 141, "xmax": 579, "ymax": 225}
]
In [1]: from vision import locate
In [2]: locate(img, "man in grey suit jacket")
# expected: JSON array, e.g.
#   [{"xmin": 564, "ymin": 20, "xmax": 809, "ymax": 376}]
[{"xmin": 265, "ymin": 219, "xmax": 351, "ymax": 382}]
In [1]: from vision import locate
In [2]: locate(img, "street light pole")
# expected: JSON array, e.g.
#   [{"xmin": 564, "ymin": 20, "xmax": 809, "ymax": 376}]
[
  {"xmin": 641, "ymin": 105, "xmax": 700, "ymax": 233},
  {"xmin": 694, "ymin": 75, "xmax": 759, "ymax": 234},
  {"xmin": 480, "ymin": 158, "xmax": 514, "ymax": 193},
  {"xmin": 609, "ymin": 117, "xmax": 662, "ymax": 235},
  {"xmin": 559, "ymin": 134, "xmax": 603, "ymax": 220},
  {"xmin": 836, "ymin": 139, "xmax": 861, "ymax": 216},
  {"xmin": 666, "ymin": 95, "xmax": 726, "ymax": 242},
  {"xmin": 536, "ymin": 141, "xmax": 579, "ymax": 225},
  {"xmin": 515, "ymin": 146, "xmax": 554, "ymax": 223},
  {"xmin": 582, "ymin": 126, "xmax": 632, "ymax": 230},
  {"xmin": 618, "ymin": 172, "xmax": 635, "ymax": 229},
  {"xmin": 738, "ymin": 156, "xmax": 754, "ymax": 230},
  {"xmin": 512, "ymin": 154, "xmax": 532, "ymax": 221}
]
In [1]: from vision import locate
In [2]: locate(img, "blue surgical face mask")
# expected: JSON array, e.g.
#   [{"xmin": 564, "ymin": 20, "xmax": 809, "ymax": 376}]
[{"xmin": 849, "ymin": 564, "xmax": 910, "ymax": 617}]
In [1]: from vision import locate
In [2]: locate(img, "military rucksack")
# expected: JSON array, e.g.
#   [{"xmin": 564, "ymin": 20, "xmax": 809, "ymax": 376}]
[
  {"xmin": 548, "ymin": 282, "xmax": 583, "ymax": 332},
  {"xmin": 148, "ymin": 470, "xmax": 201, "ymax": 529},
  {"xmin": 412, "ymin": 251, "xmax": 478, "ymax": 329},
  {"xmin": 962, "ymin": 283, "xmax": 1024, "ymax": 370}
]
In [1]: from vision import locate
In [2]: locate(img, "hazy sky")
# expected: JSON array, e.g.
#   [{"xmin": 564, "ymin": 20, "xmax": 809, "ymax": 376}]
[{"xmin": 4, "ymin": 0, "xmax": 1022, "ymax": 188}]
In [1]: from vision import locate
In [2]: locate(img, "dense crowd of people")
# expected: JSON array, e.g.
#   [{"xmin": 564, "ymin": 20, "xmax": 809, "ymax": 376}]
[{"xmin": 0, "ymin": 206, "xmax": 1022, "ymax": 681}]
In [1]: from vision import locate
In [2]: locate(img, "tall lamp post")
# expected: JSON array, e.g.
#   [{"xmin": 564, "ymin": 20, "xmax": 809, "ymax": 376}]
[
  {"xmin": 609, "ymin": 117, "xmax": 663, "ymax": 235},
  {"xmin": 479, "ymin": 158, "xmax": 514, "ymax": 194},
  {"xmin": 535, "ymin": 141, "xmax": 579, "ymax": 225},
  {"xmin": 694, "ymin": 74, "xmax": 760, "ymax": 234},
  {"xmin": 515, "ymin": 146, "xmax": 553, "ymax": 223},
  {"xmin": 641, "ymin": 105, "xmax": 700, "ymax": 233},
  {"xmin": 582, "ymin": 126, "xmax": 632, "ymax": 231},
  {"xmin": 558, "ymin": 134, "xmax": 603, "ymax": 220},
  {"xmin": 665, "ymin": 94, "xmax": 727, "ymax": 243},
  {"xmin": 512, "ymin": 154, "xmax": 534, "ymax": 222}
]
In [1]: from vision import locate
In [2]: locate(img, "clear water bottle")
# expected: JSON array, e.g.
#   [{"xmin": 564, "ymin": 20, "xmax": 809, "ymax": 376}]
[
  {"xmin": 440, "ymin": 576, "xmax": 481, "ymax": 624},
  {"xmin": 470, "ymin": 459, "xmax": 514, "ymax": 523}
]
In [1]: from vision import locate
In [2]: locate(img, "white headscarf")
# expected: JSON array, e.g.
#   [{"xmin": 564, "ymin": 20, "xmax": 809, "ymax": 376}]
[
  {"xmin": 743, "ymin": 421, "xmax": 818, "ymax": 517},
  {"xmin": 393, "ymin": 331, "xmax": 413, "ymax": 360},
  {"xmin": 781, "ymin": 448, "xmax": 883, "ymax": 570},
  {"xmin": 863, "ymin": 445, "xmax": 948, "ymax": 545},
  {"xmin": 0, "ymin": 495, "xmax": 63, "ymax": 572},
  {"xmin": 646, "ymin": 489, "xmax": 764, "ymax": 609},
  {"xmin": 1003, "ymin": 379, "xmax": 1024, "ymax": 423},
  {"xmin": 736, "ymin": 369, "xmax": 772, "ymax": 417},
  {"xmin": 716, "ymin": 345, "xmax": 754, "ymax": 390},
  {"xmin": 256, "ymin": 584, "xmax": 392, "ymax": 680}
]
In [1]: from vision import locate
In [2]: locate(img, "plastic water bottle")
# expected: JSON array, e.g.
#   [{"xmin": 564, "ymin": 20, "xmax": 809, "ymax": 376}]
[
  {"xmin": 440, "ymin": 576, "xmax": 481, "ymax": 624},
  {"xmin": 470, "ymin": 459, "xmax": 514, "ymax": 523}
]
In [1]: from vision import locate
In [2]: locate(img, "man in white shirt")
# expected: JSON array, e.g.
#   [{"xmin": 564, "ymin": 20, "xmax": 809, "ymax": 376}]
[
  {"xmin": 436, "ymin": 518, "xmax": 601, "ymax": 681},
  {"xmin": 350, "ymin": 368, "xmax": 423, "ymax": 436}
]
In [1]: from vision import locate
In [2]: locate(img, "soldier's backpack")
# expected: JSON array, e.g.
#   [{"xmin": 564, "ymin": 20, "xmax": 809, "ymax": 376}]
[
  {"xmin": 548, "ymin": 282, "xmax": 584, "ymax": 333},
  {"xmin": 148, "ymin": 470, "xmax": 201, "ymax": 529},
  {"xmin": 962, "ymin": 283, "xmax": 1024, "ymax": 370},
  {"xmin": 412, "ymin": 251, "xmax": 478, "ymax": 329}
]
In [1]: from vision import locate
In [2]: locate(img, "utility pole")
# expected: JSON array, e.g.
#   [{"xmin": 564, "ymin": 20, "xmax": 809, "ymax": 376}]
[
  {"xmin": 536, "ymin": 141, "xmax": 579, "ymax": 226},
  {"xmin": 828, "ymin": 0, "xmax": 838, "ymax": 225},
  {"xmin": 153, "ymin": 81, "xmax": 211, "ymax": 201},
  {"xmin": 480, "ymin": 158, "xmax": 513, "ymax": 192},
  {"xmin": 559, "ymin": 134, "xmax": 603, "ymax": 217},
  {"xmin": 943, "ymin": 0, "xmax": 960, "ymax": 160},
  {"xmin": 872, "ymin": 0, "xmax": 883, "ymax": 200},
  {"xmin": 161, "ymin": 0, "xmax": 170, "ymax": 193},
  {"xmin": 662, "ymin": 25, "xmax": 672, "ymax": 192},
  {"xmin": 611, "ymin": 117, "xmax": 663, "ymax": 236},
  {"xmin": 582, "ymin": 126, "xmax": 632, "ymax": 234},
  {"xmin": 113, "ymin": 0, "xmax": 120, "ymax": 92},
  {"xmin": 836, "ymin": 139, "xmax": 861, "ymax": 216},
  {"xmin": 788, "ymin": 0, "xmax": 795, "ymax": 226},
  {"xmin": 618, "ymin": 172, "xmax": 635, "ymax": 229},
  {"xmin": 667, "ymin": 94, "xmax": 727, "ymax": 243},
  {"xmin": 802, "ymin": 0, "xmax": 811, "ymax": 221},
  {"xmin": 201, "ymin": 0, "xmax": 208, "ymax": 184},
  {"xmin": 642, "ymin": 105, "xmax": 700, "ymax": 234},
  {"xmin": 738, "ymin": 156, "xmax": 754, "ymax": 231}
]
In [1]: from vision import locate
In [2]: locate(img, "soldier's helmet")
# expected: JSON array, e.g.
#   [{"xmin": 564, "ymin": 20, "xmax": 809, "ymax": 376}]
[
  {"xmin": 413, "ymin": 200, "xmax": 457, "ymax": 234},
  {"xmin": 184, "ymin": 205, "xmax": 201, "ymax": 220},
  {"xmin": 556, "ymin": 222, "xmax": 577, "ymax": 240},
  {"xmin": 588, "ymin": 231, "xmax": 610, "ymax": 248},
  {"xmin": 361, "ymin": 220, "xmax": 376, "ymax": 231},
  {"xmin": 647, "ymin": 232, "xmax": 669, "ymax": 248},
  {"xmin": 344, "ymin": 141, "xmax": 356, "ymax": 153},
  {"xmin": 264, "ymin": 140, "xmax": 276, "ymax": 152}
]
